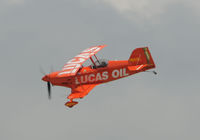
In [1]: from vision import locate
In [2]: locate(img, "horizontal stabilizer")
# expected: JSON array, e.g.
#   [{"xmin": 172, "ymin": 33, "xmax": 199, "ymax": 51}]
[{"xmin": 128, "ymin": 64, "xmax": 147, "ymax": 71}]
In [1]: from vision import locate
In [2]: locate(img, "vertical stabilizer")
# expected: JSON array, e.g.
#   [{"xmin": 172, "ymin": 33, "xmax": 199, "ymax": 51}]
[{"xmin": 129, "ymin": 47, "xmax": 155, "ymax": 68}]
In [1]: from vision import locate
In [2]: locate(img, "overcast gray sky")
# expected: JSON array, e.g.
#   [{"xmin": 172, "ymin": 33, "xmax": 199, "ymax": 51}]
[{"xmin": 1, "ymin": 0, "xmax": 200, "ymax": 140}]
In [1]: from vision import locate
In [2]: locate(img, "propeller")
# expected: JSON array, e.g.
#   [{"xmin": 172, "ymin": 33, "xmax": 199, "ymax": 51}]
[
  {"xmin": 41, "ymin": 73, "xmax": 52, "ymax": 100},
  {"xmin": 47, "ymin": 81, "xmax": 51, "ymax": 99},
  {"xmin": 40, "ymin": 66, "xmax": 53, "ymax": 100}
]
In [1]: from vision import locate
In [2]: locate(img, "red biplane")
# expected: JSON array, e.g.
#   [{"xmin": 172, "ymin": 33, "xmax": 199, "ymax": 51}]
[{"xmin": 42, "ymin": 45, "xmax": 156, "ymax": 108}]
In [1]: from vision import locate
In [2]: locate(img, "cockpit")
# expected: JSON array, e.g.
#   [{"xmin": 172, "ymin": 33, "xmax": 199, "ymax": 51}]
[{"xmin": 91, "ymin": 59, "xmax": 108, "ymax": 69}]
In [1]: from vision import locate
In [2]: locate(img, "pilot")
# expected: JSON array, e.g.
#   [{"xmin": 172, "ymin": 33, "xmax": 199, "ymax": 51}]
[{"xmin": 92, "ymin": 59, "xmax": 108, "ymax": 69}]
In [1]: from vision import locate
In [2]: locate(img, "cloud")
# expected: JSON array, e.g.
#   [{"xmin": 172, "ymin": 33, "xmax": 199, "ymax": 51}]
[
  {"xmin": 98, "ymin": 0, "xmax": 175, "ymax": 19},
  {"xmin": 96, "ymin": 0, "xmax": 200, "ymax": 21}
]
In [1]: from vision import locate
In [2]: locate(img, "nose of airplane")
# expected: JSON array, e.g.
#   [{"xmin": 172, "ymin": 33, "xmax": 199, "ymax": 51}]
[
  {"xmin": 42, "ymin": 75, "xmax": 49, "ymax": 82},
  {"xmin": 42, "ymin": 72, "xmax": 58, "ymax": 82}
]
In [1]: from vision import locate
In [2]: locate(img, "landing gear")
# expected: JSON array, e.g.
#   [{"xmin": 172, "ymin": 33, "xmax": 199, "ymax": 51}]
[
  {"xmin": 152, "ymin": 71, "xmax": 157, "ymax": 75},
  {"xmin": 65, "ymin": 99, "xmax": 78, "ymax": 108},
  {"xmin": 144, "ymin": 70, "xmax": 157, "ymax": 75}
]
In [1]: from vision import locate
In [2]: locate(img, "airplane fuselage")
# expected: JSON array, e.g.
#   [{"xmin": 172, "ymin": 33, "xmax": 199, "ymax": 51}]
[{"xmin": 49, "ymin": 60, "xmax": 149, "ymax": 88}]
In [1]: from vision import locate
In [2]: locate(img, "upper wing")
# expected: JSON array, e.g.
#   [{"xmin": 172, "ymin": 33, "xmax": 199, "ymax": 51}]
[
  {"xmin": 58, "ymin": 45, "xmax": 106, "ymax": 77},
  {"xmin": 67, "ymin": 84, "xmax": 98, "ymax": 100}
]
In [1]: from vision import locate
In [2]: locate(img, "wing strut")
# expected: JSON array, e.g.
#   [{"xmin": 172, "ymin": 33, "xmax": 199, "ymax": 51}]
[
  {"xmin": 90, "ymin": 57, "xmax": 96, "ymax": 67},
  {"xmin": 94, "ymin": 54, "xmax": 100, "ymax": 64}
]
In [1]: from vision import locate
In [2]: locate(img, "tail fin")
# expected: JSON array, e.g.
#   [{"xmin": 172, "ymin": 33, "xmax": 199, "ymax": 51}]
[{"xmin": 129, "ymin": 47, "xmax": 155, "ymax": 68}]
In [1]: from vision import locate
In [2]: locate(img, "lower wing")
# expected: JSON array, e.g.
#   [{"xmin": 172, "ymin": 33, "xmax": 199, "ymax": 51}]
[
  {"xmin": 65, "ymin": 84, "xmax": 98, "ymax": 108},
  {"xmin": 68, "ymin": 84, "xmax": 98, "ymax": 100}
]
